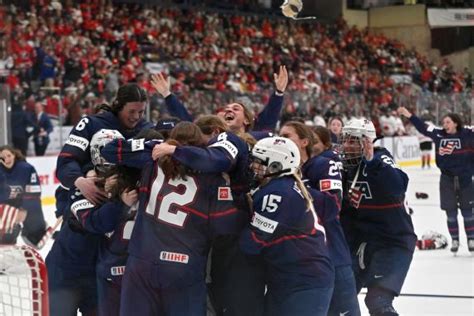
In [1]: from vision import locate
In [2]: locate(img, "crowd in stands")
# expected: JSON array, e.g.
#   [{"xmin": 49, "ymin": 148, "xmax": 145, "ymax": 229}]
[{"xmin": 0, "ymin": 0, "xmax": 472, "ymax": 147}]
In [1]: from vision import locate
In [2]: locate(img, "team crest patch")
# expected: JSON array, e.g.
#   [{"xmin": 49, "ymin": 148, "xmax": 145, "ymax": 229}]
[
  {"xmin": 218, "ymin": 187, "xmax": 233, "ymax": 200},
  {"xmin": 439, "ymin": 138, "xmax": 461, "ymax": 156},
  {"xmin": 160, "ymin": 251, "xmax": 189, "ymax": 264}
]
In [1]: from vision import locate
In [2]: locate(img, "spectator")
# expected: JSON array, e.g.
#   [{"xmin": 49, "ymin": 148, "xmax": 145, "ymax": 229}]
[
  {"xmin": 328, "ymin": 116, "xmax": 344, "ymax": 144},
  {"xmin": 11, "ymin": 103, "xmax": 34, "ymax": 156},
  {"xmin": 31, "ymin": 102, "xmax": 53, "ymax": 156}
]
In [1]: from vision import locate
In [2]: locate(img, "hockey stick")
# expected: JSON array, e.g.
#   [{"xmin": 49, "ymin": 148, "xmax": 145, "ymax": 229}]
[
  {"xmin": 32, "ymin": 216, "xmax": 63, "ymax": 250},
  {"xmin": 360, "ymin": 291, "xmax": 474, "ymax": 299}
]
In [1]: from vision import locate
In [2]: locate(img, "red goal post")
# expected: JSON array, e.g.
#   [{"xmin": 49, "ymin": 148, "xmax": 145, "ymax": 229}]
[{"xmin": 0, "ymin": 245, "xmax": 49, "ymax": 316}]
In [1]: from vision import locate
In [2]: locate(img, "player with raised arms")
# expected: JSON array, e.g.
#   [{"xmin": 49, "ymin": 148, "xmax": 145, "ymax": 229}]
[{"xmin": 398, "ymin": 106, "xmax": 474, "ymax": 254}]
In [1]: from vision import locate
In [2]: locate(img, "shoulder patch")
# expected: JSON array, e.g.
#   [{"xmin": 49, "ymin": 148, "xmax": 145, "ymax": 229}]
[
  {"xmin": 209, "ymin": 140, "xmax": 239, "ymax": 159},
  {"xmin": 319, "ymin": 179, "xmax": 342, "ymax": 191},
  {"xmin": 65, "ymin": 134, "xmax": 89, "ymax": 151},
  {"xmin": 218, "ymin": 187, "xmax": 233, "ymax": 200}
]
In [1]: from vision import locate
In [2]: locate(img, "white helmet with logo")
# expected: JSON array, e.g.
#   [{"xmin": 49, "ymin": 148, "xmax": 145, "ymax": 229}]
[
  {"xmin": 342, "ymin": 118, "xmax": 376, "ymax": 140},
  {"xmin": 251, "ymin": 136, "xmax": 300, "ymax": 178},
  {"xmin": 90, "ymin": 129, "xmax": 124, "ymax": 173}
]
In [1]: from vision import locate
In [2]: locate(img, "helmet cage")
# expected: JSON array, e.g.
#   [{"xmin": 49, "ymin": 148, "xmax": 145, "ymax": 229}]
[
  {"xmin": 90, "ymin": 129, "xmax": 124, "ymax": 176},
  {"xmin": 339, "ymin": 134, "xmax": 363, "ymax": 168}
]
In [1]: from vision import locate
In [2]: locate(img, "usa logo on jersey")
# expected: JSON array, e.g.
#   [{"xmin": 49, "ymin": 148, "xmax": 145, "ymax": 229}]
[
  {"xmin": 439, "ymin": 138, "xmax": 461, "ymax": 156},
  {"xmin": 348, "ymin": 181, "xmax": 372, "ymax": 208}
]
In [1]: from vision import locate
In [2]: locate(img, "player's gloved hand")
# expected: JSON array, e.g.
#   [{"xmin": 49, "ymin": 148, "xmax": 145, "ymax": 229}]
[{"xmin": 74, "ymin": 176, "xmax": 108, "ymax": 205}]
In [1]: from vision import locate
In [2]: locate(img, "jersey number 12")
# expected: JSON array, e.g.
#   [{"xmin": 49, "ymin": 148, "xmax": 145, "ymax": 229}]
[{"xmin": 145, "ymin": 168, "xmax": 197, "ymax": 227}]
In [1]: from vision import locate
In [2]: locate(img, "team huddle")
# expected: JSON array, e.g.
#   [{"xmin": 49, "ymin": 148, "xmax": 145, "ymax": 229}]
[{"xmin": 1, "ymin": 68, "xmax": 472, "ymax": 316}]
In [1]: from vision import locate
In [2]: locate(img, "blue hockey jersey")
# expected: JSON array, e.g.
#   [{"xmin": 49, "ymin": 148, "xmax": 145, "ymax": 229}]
[
  {"xmin": 56, "ymin": 111, "xmax": 153, "ymax": 189},
  {"xmin": 101, "ymin": 137, "xmax": 162, "ymax": 168},
  {"xmin": 409, "ymin": 115, "xmax": 474, "ymax": 181},
  {"xmin": 0, "ymin": 161, "xmax": 42, "ymax": 213},
  {"xmin": 309, "ymin": 188, "xmax": 352, "ymax": 268},
  {"xmin": 302, "ymin": 153, "xmax": 343, "ymax": 208},
  {"xmin": 172, "ymin": 131, "xmax": 251, "ymax": 212},
  {"xmin": 240, "ymin": 176, "xmax": 334, "ymax": 288},
  {"xmin": 46, "ymin": 188, "xmax": 101, "ymax": 276},
  {"xmin": 0, "ymin": 171, "xmax": 11, "ymax": 202},
  {"xmin": 70, "ymin": 189, "xmax": 136, "ymax": 284},
  {"xmin": 341, "ymin": 148, "xmax": 416, "ymax": 252},
  {"xmin": 127, "ymin": 162, "xmax": 243, "ymax": 288}
]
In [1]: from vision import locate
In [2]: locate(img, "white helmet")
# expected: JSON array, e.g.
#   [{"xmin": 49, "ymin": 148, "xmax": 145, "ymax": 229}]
[
  {"xmin": 90, "ymin": 129, "xmax": 124, "ymax": 173},
  {"xmin": 251, "ymin": 137, "xmax": 300, "ymax": 178},
  {"xmin": 342, "ymin": 118, "xmax": 376, "ymax": 140},
  {"xmin": 340, "ymin": 118, "xmax": 376, "ymax": 168}
]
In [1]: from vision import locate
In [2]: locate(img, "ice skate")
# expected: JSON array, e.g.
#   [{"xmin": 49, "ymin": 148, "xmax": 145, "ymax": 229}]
[
  {"xmin": 468, "ymin": 239, "xmax": 474, "ymax": 254},
  {"xmin": 450, "ymin": 239, "xmax": 459, "ymax": 255}
]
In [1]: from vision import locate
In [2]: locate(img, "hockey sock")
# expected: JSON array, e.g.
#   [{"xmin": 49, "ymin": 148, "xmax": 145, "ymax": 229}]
[
  {"xmin": 461, "ymin": 213, "xmax": 474, "ymax": 240},
  {"xmin": 446, "ymin": 212, "xmax": 459, "ymax": 241}
]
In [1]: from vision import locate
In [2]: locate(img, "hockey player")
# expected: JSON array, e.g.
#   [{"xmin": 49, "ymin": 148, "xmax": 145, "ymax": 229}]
[
  {"xmin": 56, "ymin": 83, "xmax": 152, "ymax": 206},
  {"xmin": 119, "ymin": 122, "xmax": 242, "ymax": 315},
  {"xmin": 46, "ymin": 129, "xmax": 125, "ymax": 316},
  {"xmin": 279, "ymin": 122, "xmax": 360, "ymax": 316},
  {"xmin": 149, "ymin": 115, "xmax": 267, "ymax": 316},
  {"xmin": 0, "ymin": 145, "xmax": 48, "ymax": 247},
  {"xmin": 398, "ymin": 107, "xmax": 474, "ymax": 253},
  {"xmin": 240, "ymin": 137, "xmax": 334, "ymax": 316},
  {"xmin": 149, "ymin": 66, "xmax": 287, "ymax": 139},
  {"xmin": 73, "ymin": 129, "xmax": 161, "ymax": 316},
  {"xmin": 339, "ymin": 118, "xmax": 416, "ymax": 316}
]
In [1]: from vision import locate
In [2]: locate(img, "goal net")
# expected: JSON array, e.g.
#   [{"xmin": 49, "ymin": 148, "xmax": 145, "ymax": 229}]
[{"xmin": 0, "ymin": 245, "xmax": 48, "ymax": 316}]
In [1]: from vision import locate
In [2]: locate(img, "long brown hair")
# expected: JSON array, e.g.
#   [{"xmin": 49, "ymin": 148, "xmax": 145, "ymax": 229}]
[
  {"xmin": 106, "ymin": 129, "xmax": 165, "ymax": 200},
  {"xmin": 195, "ymin": 115, "xmax": 228, "ymax": 136},
  {"xmin": 196, "ymin": 114, "xmax": 257, "ymax": 148},
  {"xmin": 0, "ymin": 145, "xmax": 26, "ymax": 164},
  {"xmin": 159, "ymin": 122, "xmax": 205, "ymax": 179},
  {"xmin": 282, "ymin": 121, "xmax": 315, "ymax": 159},
  {"xmin": 312, "ymin": 126, "xmax": 332, "ymax": 151}
]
